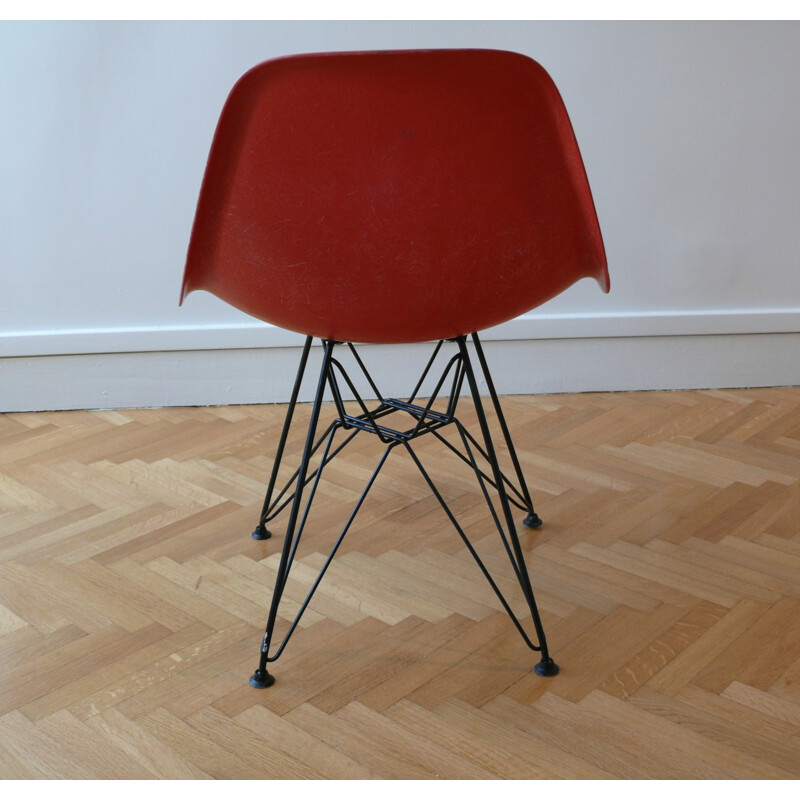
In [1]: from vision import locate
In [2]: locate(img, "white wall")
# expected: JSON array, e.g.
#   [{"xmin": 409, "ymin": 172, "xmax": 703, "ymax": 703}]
[{"xmin": 1, "ymin": 21, "xmax": 799, "ymax": 410}]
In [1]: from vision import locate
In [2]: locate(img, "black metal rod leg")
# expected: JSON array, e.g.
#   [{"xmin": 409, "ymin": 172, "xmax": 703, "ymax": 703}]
[
  {"xmin": 403, "ymin": 441, "xmax": 537, "ymax": 651},
  {"xmin": 457, "ymin": 337, "xmax": 558, "ymax": 677},
  {"xmin": 267, "ymin": 441, "xmax": 395, "ymax": 663},
  {"xmin": 471, "ymin": 332, "xmax": 542, "ymax": 529},
  {"xmin": 250, "ymin": 340, "xmax": 335, "ymax": 688},
  {"xmin": 252, "ymin": 335, "xmax": 314, "ymax": 540}
]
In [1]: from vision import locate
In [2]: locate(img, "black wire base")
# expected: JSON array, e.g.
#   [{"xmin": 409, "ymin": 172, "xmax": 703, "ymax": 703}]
[{"xmin": 248, "ymin": 333, "xmax": 556, "ymax": 688}]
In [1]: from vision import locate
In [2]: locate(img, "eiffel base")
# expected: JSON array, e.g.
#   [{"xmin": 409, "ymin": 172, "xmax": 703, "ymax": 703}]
[{"xmin": 250, "ymin": 334, "xmax": 557, "ymax": 690}]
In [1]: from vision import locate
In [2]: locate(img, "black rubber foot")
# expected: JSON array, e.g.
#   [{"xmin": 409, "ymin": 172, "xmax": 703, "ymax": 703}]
[
  {"xmin": 534, "ymin": 657, "xmax": 559, "ymax": 677},
  {"xmin": 251, "ymin": 524, "xmax": 272, "ymax": 540},
  {"xmin": 523, "ymin": 512, "xmax": 543, "ymax": 528},
  {"xmin": 249, "ymin": 669, "xmax": 275, "ymax": 688}
]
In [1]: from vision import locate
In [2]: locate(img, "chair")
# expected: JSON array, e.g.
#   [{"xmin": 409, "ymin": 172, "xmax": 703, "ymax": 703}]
[{"xmin": 180, "ymin": 49, "xmax": 609, "ymax": 688}]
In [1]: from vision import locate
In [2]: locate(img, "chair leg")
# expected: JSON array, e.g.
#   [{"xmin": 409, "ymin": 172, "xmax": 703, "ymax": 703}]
[
  {"xmin": 252, "ymin": 335, "xmax": 313, "ymax": 540},
  {"xmin": 456, "ymin": 336, "xmax": 558, "ymax": 676},
  {"xmin": 470, "ymin": 332, "xmax": 542, "ymax": 528},
  {"xmin": 250, "ymin": 339, "xmax": 335, "ymax": 688}
]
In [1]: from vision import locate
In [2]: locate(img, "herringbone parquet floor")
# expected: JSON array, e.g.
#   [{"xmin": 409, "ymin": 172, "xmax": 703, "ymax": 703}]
[{"xmin": 1, "ymin": 387, "xmax": 800, "ymax": 778}]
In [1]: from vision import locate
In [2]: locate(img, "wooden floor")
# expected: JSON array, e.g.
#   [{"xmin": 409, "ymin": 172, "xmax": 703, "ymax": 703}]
[{"xmin": 1, "ymin": 387, "xmax": 800, "ymax": 779}]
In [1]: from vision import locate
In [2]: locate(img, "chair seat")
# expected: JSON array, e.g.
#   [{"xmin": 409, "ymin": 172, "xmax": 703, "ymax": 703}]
[{"xmin": 181, "ymin": 49, "xmax": 608, "ymax": 344}]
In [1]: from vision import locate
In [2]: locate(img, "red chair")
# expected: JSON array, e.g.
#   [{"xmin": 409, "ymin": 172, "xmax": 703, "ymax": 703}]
[{"xmin": 181, "ymin": 49, "xmax": 609, "ymax": 688}]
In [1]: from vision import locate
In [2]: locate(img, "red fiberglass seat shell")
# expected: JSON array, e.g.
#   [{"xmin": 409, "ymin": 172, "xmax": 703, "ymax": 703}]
[{"xmin": 180, "ymin": 49, "xmax": 609, "ymax": 344}]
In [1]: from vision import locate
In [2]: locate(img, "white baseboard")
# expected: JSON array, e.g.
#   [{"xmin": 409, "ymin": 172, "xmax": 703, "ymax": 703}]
[
  {"xmin": 2, "ymin": 308, "xmax": 799, "ymax": 358},
  {"xmin": 2, "ymin": 331, "xmax": 798, "ymax": 412}
]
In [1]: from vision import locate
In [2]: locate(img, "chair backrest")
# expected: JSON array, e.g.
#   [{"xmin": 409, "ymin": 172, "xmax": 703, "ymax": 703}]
[{"xmin": 181, "ymin": 49, "xmax": 609, "ymax": 344}]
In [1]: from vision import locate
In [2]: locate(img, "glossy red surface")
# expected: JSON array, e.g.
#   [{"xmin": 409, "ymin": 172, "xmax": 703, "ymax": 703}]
[{"xmin": 181, "ymin": 49, "xmax": 609, "ymax": 343}]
